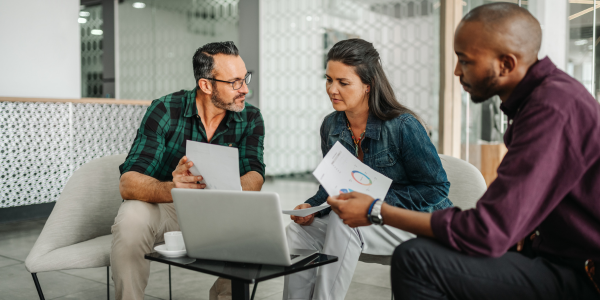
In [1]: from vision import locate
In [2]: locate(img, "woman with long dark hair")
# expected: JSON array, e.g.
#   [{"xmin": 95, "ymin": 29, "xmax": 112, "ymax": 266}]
[{"xmin": 284, "ymin": 39, "xmax": 452, "ymax": 300}]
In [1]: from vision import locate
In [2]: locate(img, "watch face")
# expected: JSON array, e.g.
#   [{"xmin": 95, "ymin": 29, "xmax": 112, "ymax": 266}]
[{"xmin": 373, "ymin": 216, "xmax": 382, "ymax": 225}]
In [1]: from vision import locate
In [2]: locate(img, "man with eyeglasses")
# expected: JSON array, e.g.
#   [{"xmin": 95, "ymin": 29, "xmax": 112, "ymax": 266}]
[{"xmin": 112, "ymin": 41, "xmax": 265, "ymax": 300}]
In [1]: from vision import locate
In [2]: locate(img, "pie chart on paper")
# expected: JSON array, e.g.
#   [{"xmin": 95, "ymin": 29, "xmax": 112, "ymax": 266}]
[{"xmin": 351, "ymin": 170, "xmax": 372, "ymax": 186}]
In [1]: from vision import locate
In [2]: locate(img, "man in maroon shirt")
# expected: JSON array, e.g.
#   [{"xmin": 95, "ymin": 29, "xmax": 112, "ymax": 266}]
[{"xmin": 327, "ymin": 3, "xmax": 600, "ymax": 299}]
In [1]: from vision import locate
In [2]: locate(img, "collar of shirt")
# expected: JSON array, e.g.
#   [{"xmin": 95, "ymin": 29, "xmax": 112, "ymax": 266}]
[
  {"xmin": 183, "ymin": 87, "xmax": 244, "ymax": 123},
  {"xmin": 331, "ymin": 111, "xmax": 382, "ymax": 140},
  {"xmin": 500, "ymin": 56, "xmax": 557, "ymax": 119}
]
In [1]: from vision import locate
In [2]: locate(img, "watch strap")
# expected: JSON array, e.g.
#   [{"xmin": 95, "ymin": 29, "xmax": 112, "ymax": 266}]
[{"xmin": 370, "ymin": 199, "xmax": 384, "ymax": 225}]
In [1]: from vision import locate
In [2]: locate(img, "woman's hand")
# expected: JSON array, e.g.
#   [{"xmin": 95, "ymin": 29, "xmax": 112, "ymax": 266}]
[{"xmin": 291, "ymin": 203, "xmax": 316, "ymax": 226}]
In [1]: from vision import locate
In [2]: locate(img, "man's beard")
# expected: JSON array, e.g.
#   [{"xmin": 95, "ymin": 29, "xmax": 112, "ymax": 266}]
[
  {"xmin": 462, "ymin": 69, "xmax": 500, "ymax": 104},
  {"xmin": 211, "ymin": 89, "xmax": 245, "ymax": 112}
]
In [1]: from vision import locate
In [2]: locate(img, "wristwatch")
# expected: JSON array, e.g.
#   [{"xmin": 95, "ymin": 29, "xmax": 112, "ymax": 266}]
[{"xmin": 368, "ymin": 199, "xmax": 384, "ymax": 225}]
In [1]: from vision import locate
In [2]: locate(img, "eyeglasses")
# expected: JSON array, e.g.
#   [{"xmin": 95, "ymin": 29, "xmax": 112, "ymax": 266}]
[{"xmin": 204, "ymin": 73, "xmax": 252, "ymax": 90}]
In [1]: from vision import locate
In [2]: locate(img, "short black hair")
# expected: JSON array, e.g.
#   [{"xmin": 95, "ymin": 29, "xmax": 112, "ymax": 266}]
[
  {"xmin": 462, "ymin": 3, "xmax": 542, "ymax": 59},
  {"xmin": 192, "ymin": 41, "xmax": 239, "ymax": 86}
]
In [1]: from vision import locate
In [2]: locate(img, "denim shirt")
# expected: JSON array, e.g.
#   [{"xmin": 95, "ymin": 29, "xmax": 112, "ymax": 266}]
[{"xmin": 305, "ymin": 111, "xmax": 452, "ymax": 216}]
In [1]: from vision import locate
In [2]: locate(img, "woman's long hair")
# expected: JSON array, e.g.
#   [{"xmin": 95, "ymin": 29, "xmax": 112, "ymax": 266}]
[{"xmin": 327, "ymin": 39, "xmax": 425, "ymax": 125}]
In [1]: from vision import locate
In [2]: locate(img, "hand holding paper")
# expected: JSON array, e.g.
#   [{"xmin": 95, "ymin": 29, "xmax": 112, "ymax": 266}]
[
  {"xmin": 172, "ymin": 156, "xmax": 206, "ymax": 189},
  {"xmin": 282, "ymin": 204, "xmax": 331, "ymax": 217},
  {"xmin": 313, "ymin": 142, "xmax": 392, "ymax": 200},
  {"xmin": 185, "ymin": 140, "xmax": 242, "ymax": 191},
  {"xmin": 284, "ymin": 142, "xmax": 392, "ymax": 218}
]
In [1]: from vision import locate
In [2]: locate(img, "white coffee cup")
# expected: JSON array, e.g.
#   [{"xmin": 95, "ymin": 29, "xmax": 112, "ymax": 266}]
[{"xmin": 164, "ymin": 231, "xmax": 185, "ymax": 251}]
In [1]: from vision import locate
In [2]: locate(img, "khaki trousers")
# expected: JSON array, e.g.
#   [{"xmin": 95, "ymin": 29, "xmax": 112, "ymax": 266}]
[{"xmin": 110, "ymin": 200, "xmax": 231, "ymax": 300}]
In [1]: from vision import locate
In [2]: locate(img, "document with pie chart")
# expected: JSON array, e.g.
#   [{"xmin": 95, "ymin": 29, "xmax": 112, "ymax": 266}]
[{"xmin": 313, "ymin": 141, "xmax": 393, "ymax": 200}]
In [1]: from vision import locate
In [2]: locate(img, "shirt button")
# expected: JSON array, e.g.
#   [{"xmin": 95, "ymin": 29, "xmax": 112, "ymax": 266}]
[
  {"xmin": 196, "ymin": 115, "xmax": 200, "ymax": 119},
  {"xmin": 509, "ymin": 119, "xmax": 513, "ymax": 125},
  {"xmin": 535, "ymin": 230, "xmax": 540, "ymax": 236}
]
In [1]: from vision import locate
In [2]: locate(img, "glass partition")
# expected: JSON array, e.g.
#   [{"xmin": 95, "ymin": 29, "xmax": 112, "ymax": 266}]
[
  {"xmin": 80, "ymin": 4, "xmax": 104, "ymax": 98},
  {"xmin": 568, "ymin": 1, "xmax": 595, "ymax": 96},
  {"xmin": 260, "ymin": 0, "xmax": 441, "ymax": 175},
  {"xmin": 117, "ymin": 0, "xmax": 239, "ymax": 100}
]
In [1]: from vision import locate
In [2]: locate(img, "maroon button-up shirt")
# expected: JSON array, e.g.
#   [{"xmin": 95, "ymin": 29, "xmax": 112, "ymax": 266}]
[{"xmin": 431, "ymin": 57, "xmax": 600, "ymax": 261}]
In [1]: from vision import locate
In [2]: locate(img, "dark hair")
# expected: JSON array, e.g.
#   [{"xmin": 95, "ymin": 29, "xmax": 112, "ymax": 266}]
[
  {"xmin": 193, "ymin": 41, "xmax": 239, "ymax": 87},
  {"xmin": 327, "ymin": 39, "xmax": 424, "ymax": 124},
  {"xmin": 462, "ymin": 3, "xmax": 541, "ymax": 61}
]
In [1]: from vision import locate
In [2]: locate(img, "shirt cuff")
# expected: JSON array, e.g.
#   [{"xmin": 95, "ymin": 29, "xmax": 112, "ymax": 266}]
[
  {"xmin": 242, "ymin": 161, "xmax": 265, "ymax": 181},
  {"xmin": 304, "ymin": 199, "xmax": 331, "ymax": 217},
  {"xmin": 119, "ymin": 164, "xmax": 153, "ymax": 178},
  {"xmin": 305, "ymin": 198, "xmax": 325, "ymax": 207}
]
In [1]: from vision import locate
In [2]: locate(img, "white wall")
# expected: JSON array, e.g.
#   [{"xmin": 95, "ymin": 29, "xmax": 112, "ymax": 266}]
[{"xmin": 0, "ymin": 0, "xmax": 80, "ymax": 99}]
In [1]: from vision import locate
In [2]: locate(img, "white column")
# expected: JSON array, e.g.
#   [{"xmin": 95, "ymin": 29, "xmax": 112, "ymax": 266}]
[{"xmin": 438, "ymin": 0, "xmax": 463, "ymax": 158}]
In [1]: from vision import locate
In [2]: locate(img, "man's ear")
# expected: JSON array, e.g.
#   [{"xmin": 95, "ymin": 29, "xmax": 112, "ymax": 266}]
[
  {"xmin": 198, "ymin": 79, "xmax": 213, "ymax": 95},
  {"xmin": 499, "ymin": 54, "xmax": 517, "ymax": 77}
]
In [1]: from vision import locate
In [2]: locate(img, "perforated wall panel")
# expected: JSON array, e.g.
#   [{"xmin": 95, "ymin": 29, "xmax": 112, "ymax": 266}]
[{"xmin": 0, "ymin": 102, "xmax": 147, "ymax": 208}]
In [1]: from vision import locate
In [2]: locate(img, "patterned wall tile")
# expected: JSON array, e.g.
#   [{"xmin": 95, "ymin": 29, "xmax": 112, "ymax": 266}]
[{"xmin": 0, "ymin": 102, "xmax": 147, "ymax": 208}]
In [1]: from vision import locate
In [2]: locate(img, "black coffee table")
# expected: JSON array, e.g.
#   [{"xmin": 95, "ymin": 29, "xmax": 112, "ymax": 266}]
[{"xmin": 144, "ymin": 252, "xmax": 338, "ymax": 300}]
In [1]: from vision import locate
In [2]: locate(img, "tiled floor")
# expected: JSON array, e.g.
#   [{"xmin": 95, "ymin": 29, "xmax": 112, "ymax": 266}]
[{"xmin": 0, "ymin": 179, "xmax": 392, "ymax": 300}]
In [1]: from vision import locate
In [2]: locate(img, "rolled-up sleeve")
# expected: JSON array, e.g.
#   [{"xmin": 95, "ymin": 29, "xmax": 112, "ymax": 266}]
[
  {"xmin": 238, "ymin": 110, "xmax": 266, "ymax": 180},
  {"xmin": 431, "ymin": 105, "xmax": 582, "ymax": 257},
  {"xmin": 119, "ymin": 100, "xmax": 170, "ymax": 178}
]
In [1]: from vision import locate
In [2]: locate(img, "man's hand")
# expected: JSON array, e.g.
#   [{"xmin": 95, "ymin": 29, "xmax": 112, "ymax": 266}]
[
  {"xmin": 516, "ymin": 239, "xmax": 525, "ymax": 251},
  {"xmin": 291, "ymin": 203, "xmax": 315, "ymax": 226},
  {"xmin": 172, "ymin": 156, "xmax": 206, "ymax": 189},
  {"xmin": 327, "ymin": 191, "xmax": 374, "ymax": 228},
  {"xmin": 517, "ymin": 233, "xmax": 536, "ymax": 251}
]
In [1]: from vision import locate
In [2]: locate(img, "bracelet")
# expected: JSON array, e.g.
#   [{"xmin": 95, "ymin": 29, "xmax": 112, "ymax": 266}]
[{"xmin": 367, "ymin": 198, "xmax": 380, "ymax": 217}]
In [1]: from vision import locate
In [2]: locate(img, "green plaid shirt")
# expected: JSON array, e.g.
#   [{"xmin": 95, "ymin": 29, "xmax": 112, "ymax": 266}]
[{"xmin": 120, "ymin": 88, "xmax": 265, "ymax": 181}]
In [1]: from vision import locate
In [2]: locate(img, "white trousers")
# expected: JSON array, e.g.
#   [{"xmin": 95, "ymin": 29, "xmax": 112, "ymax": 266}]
[{"xmin": 282, "ymin": 212, "xmax": 415, "ymax": 300}]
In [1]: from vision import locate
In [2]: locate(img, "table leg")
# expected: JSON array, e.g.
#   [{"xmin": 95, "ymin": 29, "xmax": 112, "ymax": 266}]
[{"xmin": 231, "ymin": 280, "xmax": 249, "ymax": 300}]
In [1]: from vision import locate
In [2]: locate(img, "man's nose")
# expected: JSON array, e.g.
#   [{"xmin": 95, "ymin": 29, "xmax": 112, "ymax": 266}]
[
  {"xmin": 454, "ymin": 61, "xmax": 462, "ymax": 77},
  {"xmin": 239, "ymin": 80, "xmax": 250, "ymax": 94}
]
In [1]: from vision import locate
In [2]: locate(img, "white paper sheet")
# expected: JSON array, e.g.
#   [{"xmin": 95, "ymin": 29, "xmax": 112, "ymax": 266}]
[
  {"xmin": 312, "ymin": 141, "xmax": 392, "ymax": 200},
  {"xmin": 185, "ymin": 140, "xmax": 242, "ymax": 191},
  {"xmin": 282, "ymin": 204, "xmax": 331, "ymax": 217}
]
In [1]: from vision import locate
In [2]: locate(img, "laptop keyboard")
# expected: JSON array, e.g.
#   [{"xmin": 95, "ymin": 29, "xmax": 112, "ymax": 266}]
[{"xmin": 290, "ymin": 254, "xmax": 300, "ymax": 259}]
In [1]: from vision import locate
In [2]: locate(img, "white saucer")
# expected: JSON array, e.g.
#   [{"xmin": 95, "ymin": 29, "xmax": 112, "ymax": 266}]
[{"xmin": 154, "ymin": 244, "xmax": 187, "ymax": 258}]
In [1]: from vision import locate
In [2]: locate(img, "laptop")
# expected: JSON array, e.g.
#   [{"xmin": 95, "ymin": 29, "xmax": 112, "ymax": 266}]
[{"xmin": 171, "ymin": 188, "xmax": 319, "ymax": 266}]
